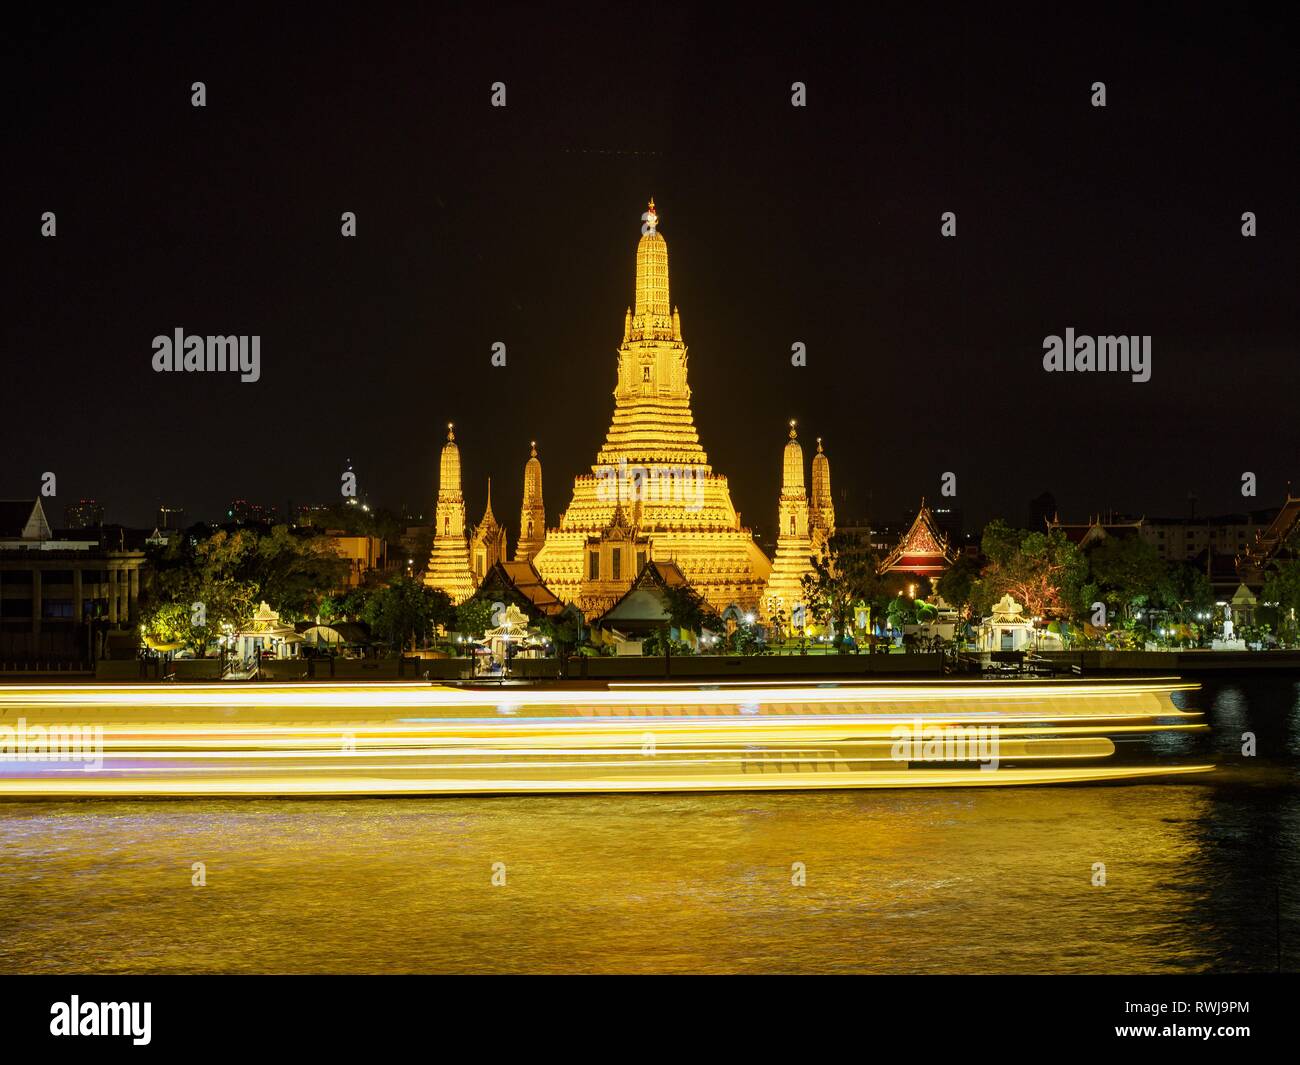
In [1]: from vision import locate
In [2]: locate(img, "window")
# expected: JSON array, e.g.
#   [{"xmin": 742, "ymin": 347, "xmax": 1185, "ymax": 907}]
[
  {"xmin": 589, "ymin": 552, "xmax": 600, "ymax": 580},
  {"xmin": 612, "ymin": 549, "xmax": 622, "ymax": 581},
  {"xmin": 0, "ymin": 598, "xmax": 33, "ymax": 619},
  {"xmin": 789, "ymin": 513, "xmax": 796, "ymax": 535},
  {"xmin": 636, "ymin": 551, "xmax": 647, "ymax": 573},
  {"xmin": 43, "ymin": 599, "xmax": 74, "ymax": 619}
]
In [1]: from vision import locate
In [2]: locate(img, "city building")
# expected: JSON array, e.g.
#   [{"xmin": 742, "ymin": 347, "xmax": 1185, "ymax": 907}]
[
  {"xmin": 227, "ymin": 500, "xmax": 278, "ymax": 524},
  {"xmin": 323, "ymin": 533, "xmax": 388, "ymax": 589},
  {"xmin": 156, "ymin": 506, "xmax": 187, "ymax": 530},
  {"xmin": 64, "ymin": 499, "xmax": 104, "ymax": 529},
  {"xmin": 0, "ymin": 499, "xmax": 146, "ymax": 663}
]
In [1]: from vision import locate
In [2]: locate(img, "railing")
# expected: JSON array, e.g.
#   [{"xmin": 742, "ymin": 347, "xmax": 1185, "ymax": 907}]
[{"xmin": 0, "ymin": 659, "xmax": 93, "ymax": 673}]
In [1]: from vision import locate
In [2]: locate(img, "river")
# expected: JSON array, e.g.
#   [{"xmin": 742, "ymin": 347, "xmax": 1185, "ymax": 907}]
[{"xmin": 1, "ymin": 677, "xmax": 1296, "ymax": 973}]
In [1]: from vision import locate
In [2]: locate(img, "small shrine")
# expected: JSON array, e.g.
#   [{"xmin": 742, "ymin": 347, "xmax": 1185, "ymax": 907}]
[
  {"xmin": 481, "ymin": 603, "xmax": 537, "ymax": 675},
  {"xmin": 979, "ymin": 593, "xmax": 1034, "ymax": 651},
  {"xmin": 234, "ymin": 602, "xmax": 303, "ymax": 661}
]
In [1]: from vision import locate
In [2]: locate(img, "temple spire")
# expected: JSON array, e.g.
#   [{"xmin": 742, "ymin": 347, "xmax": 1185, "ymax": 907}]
[
  {"xmin": 810, "ymin": 435, "xmax": 835, "ymax": 544},
  {"xmin": 515, "ymin": 439, "xmax": 546, "ymax": 563},
  {"xmin": 635, "ymin": 197, "xmax": 670, "ymax": 319},
  {"xmin": 425, "ymin": 419, "xmax": 475, "ymax": 603}
]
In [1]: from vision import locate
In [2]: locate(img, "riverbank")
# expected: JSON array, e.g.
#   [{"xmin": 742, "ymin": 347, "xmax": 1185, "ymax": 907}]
[{"xmin": 2, "ymin": 648, "xmax": 1298, "ymax": 683}]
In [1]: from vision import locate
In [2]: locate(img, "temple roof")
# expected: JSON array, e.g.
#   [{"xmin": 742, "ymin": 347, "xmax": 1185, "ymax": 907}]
[
  {"xmin": 594, "ymin": 559, "xmax": 693, "ymax": 629},
  {"xmin": 0, "ymin": 499, "xmax": 51, "ymax": 540},
  {"xmin": 879, "ymin": 499, "xmax": 958, "ymax": 575},
  {"xmin": 476, "ymin": 559, "xmax": 566, "ymax": 618},
  {"xmin": 1238, "ymin": 492, "xmax": 1300, "ymax": 578}
]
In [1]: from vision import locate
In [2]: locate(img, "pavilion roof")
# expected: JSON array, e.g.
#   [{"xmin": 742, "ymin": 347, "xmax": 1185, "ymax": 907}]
[{"xmin": 879, "ymin": 500, "xmax": 957, "ymax": 575}]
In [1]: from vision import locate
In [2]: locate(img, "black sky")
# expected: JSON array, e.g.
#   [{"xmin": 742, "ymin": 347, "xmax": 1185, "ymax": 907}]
[{"xmin": 4, "ymin": 4, "xmax": 1297, "ymax": 536}]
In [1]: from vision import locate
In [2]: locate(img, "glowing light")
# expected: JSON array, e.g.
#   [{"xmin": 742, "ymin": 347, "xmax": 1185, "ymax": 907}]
[{"xmin": 0, "ymin": 681, "xmax": 1213, "ymax": 798}]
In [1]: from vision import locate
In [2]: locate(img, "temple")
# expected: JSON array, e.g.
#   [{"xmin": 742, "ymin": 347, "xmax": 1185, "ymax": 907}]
[
  {"xmin": 763, "ymin": 422, "xmax": 825, "ymax": 626},
  {"xmin": 469, "ymin": 479, "xmax": 507, "ymax": 583},
  {"xmin": 879, "ymin": 500, "xmax": 958, "ymax": 583},
  {"xmin": 423, "ymin": 424, "xmax": 476, "ymax": 604},
  {"xmin": 514, "ymin": 442, "xmax": 546, "ymax": 563},
  {"xmin": 531, "ymin": 200, "xmax": 771, "ymax": 617},
  {"xmin": 810, "ymin": 437, "xmax": 835, "ymax": 547}
]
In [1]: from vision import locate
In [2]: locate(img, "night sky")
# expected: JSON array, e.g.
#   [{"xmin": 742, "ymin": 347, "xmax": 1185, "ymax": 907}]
[{"xmin": 5, "ymin": 6, "xmax": 1296, "ymax": 537}]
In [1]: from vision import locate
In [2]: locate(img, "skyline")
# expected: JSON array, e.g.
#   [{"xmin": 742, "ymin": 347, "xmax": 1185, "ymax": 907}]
[{"xmin": 4, "ymin": 7, "xmax": 1296, "ymax": 532}]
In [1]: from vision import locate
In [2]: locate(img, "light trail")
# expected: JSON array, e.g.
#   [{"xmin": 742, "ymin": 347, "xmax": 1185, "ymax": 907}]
[{"xmin": 0, "ymin": 680, "xmax": 1214, "ymax": 797}]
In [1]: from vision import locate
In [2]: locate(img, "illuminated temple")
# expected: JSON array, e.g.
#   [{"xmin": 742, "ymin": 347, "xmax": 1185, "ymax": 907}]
[
  {"xmin": 423, "ymin": 424, "xmax": 476, "ymax": 604},
  {"xmin": 528, "ymin": 200, "xmax": 773, "ymax": 618},
  {"xmin": 762, "ymin": 423, "xmax": 836, "ymax": 625},
  {"xmin": 424, "ymin": 202, "xmax": 841, "ymax": 622}
]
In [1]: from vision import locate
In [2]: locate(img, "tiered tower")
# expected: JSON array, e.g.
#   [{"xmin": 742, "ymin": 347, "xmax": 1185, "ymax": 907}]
[
  {"xmin": 532, "ymin": 200, "xmax": 771, "ymax": 617},
  {"xmin": 514, "ymin": 441, "xmax": 546, "ymax": 563},
  {"xmin": 810, "ymin": 437, "xmax": 835, "ymax": 551},
  {"xmin": 423, "ymin": 423, "xmax": 476, "ymax": 604},
  {"xmin": 470, "ymin": 479, "xmax": 508, "ymax": 582},
  {"xmin": 763, "ymin": 421, "xmax": 816, "ymax": 626}
]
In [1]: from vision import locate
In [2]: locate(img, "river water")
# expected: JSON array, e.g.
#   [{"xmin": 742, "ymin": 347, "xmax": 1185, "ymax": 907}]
[{"xmin": 1, "ymin": 678, "xmax": 1297, "ymax": 974}]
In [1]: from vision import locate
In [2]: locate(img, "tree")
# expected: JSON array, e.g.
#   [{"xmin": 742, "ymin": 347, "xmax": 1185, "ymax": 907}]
[
  {"xmin": 936, "ymin": 555, "xmax": 981, "ymax": 618},
  {"xmin": 1163, "ymin": 562, "xmax": 1215, "ymax": 626},
  {"xmin": 146, "ymin": 524, "xmax": 350, "ymax": 634},
  {"xmin": 454, "ymin": 598, "xmax": 497, "ymax": 638},
  {"xmin": 801, "ymin": 530, "xmax": 883, "ymax": 638},
  {"xmin": 139, "ymin": 601, "xmax": 207, "ymax": 655},
  {"xmin": 362, "ymin": 577, "xmax": 453, "ymax": 652},
  {"xmin": 662, "ymin": 583, "xmax": 721, "ymax": 636},
  {"xmin": 1088, "ymin": 534, "xmax": 1168, "ymax": 622},
  {"xmin": 252, "ymin": 525, "xmax": 351, "ymax": 621},
  {"xmin": 1263, "ymin": 560, "xmax": 1300, "ymax": 647},
  {"xmin": 974, "ymin": 520, "xmax": 1087, "ymax": 619}
]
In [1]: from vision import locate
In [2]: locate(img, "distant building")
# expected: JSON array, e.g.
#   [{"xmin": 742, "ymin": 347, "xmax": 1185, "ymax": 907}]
[
  {"xmin": 64, "ymin": 499, "xmax": 104, "ymax": 529},
  {"xmin": 1029, "ymin": 491, "xmax": 1056, "ymax": 531},
  {"xmin": 1139, "ymin": 508, "xmax": 1278, "ymax": 563},
  {"xmin": 0, "ymin": 499, "xmax": 146, "ymax": 663},
  {"xmin": 296, "ymin": 503, "xmax": 331, "ymax": 528},
  {"xmin": 929, "ymin": 504, "xmax": 963, "ymax": 544},
  {"xmin": 156, "ymin": 505, "xmax": 186, "ymax": 530},
  {"xmin": 227, "ymin": 500, "xmax": 277, "ymax": 524},
  {"xmin": 1046, "ymin": 514, "xmax": 1145, "ymax": 550},
  {"xmin": 323, "ymin": 533, "xmax": 388, "ymax": 590}
]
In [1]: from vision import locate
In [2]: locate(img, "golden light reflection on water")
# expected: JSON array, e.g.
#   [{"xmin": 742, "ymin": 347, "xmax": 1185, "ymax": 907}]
[{"xmin": 0, "ymin": 784, "xmax": 1260, "ymax": 974}]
